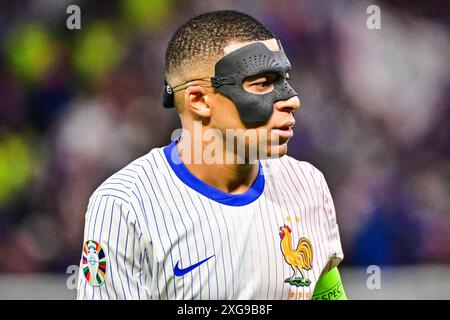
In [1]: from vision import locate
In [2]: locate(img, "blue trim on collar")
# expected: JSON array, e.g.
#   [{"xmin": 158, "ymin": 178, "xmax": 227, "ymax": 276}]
[{"xmin": 163, "ymin": 139, "xmax": 265, "ymax": 206}]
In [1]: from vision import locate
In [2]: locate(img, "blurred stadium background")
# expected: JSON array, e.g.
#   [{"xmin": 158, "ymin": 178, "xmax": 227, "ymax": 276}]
[{"xmin": 0, "ymin": 0, "xmax": 448, "ymax": 299}]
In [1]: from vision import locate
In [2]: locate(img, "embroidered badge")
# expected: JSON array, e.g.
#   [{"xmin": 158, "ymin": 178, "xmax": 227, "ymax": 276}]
[
  {"xmin": 279, "ymin": 225, "xmax": 313, "ymax": 287},
  {"xmin": 82, "ymin": 240, "xmax": 107, "ymax": 287}
]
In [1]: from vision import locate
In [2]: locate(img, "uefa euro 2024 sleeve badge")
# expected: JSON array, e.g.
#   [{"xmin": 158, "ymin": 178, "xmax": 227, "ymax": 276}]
[{"xmin": 82, "ymin": 240, "xmax": 107, "ymax": 287}]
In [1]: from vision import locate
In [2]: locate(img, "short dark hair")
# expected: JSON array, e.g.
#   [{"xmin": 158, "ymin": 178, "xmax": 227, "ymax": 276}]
[{"xmin": 164, "ymin": 10, "xmax": 275, "ymax": 84}]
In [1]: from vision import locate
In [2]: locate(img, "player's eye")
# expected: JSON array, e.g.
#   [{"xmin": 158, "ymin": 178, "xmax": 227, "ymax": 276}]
[
  {"xmin": 243, "ymin": 73, "xmax": 276, "ymax": 94},
  {"xmin": 251, "ymin": 80, "xmax": 269, "ymax": 87}
]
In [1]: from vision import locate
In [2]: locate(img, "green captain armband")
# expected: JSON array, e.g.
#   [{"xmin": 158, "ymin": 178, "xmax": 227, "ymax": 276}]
[{"xmin": 312, "ymin": 267, "xmax": 347, "ymax": 300}]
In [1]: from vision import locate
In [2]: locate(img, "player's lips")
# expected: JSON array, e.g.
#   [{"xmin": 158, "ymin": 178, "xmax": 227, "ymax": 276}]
[{"xmin": 272, "ymin": 121, "xmax": 295, "ymax": 138}]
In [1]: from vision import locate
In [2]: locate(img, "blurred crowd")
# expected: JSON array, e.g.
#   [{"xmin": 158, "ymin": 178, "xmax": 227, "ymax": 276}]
[{"xmin": 0, "ymin": 0, "xmax": 448, "ymax": 273}]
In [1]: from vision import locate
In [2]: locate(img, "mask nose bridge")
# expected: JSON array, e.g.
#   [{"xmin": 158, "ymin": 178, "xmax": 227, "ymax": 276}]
[{"xmin": 274, "ymin": 77, "xmax": 298, "ymax": 100}]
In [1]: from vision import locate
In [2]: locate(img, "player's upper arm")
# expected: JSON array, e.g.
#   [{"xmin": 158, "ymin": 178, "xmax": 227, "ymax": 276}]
[
  {"xmin": 77, "ymin": 194, "xmax": 151, "ymax": 300},
  {"xmin": 312, "ymin": 267, "xmax": 347, "ymax": 300},
  {"xmin": 315, "ymin": 167, "xmax": 344, "ymax": 270}
]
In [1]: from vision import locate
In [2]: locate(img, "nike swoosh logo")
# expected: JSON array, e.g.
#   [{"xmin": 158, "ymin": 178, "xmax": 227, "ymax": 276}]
[{"xmin": 173, "ymin": 255, "xmax": 214, "ymax": 277}]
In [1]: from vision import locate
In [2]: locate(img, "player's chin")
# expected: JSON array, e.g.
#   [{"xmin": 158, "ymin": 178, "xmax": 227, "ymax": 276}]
[{"xmin": 261, "ymin": 142, "xmax": 289, "ymax": 160}]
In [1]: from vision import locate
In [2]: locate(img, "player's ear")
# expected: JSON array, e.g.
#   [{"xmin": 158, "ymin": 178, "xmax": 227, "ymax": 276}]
[{"xmin": 184, "ymin": 86, "xmax": 211, "ymax": 118}]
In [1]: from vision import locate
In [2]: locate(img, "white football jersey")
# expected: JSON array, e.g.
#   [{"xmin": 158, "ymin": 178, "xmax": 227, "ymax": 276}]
[{"xmin": 77, "ymin": 139, "xmax": 344, "ymax": 300}]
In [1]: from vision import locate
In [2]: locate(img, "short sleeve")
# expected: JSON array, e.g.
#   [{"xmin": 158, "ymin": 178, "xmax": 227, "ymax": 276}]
[
  {"xmin": 77, "ymin": 194, "xmax": 151, "ymax": 300},
  {"xmin": 318, "ymin": 171, "xmax": 344, "ymax": 271}
]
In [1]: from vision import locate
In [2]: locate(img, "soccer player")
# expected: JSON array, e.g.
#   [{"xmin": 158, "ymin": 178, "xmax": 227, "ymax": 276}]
[{"xmin": 77, "ymin": 10, "xmax": 346, "ymax": 300}]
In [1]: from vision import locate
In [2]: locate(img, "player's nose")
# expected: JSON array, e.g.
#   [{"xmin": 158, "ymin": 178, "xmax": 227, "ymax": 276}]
[{"xmin": 274, "ymin": 96, "xmax": 301, "ymax": 113}]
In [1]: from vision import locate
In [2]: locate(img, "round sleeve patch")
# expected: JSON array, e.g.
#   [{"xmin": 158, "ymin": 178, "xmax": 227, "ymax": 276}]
[{"xmin": 82, "ymin": 240, "xmax": 107, "ymax": 287}]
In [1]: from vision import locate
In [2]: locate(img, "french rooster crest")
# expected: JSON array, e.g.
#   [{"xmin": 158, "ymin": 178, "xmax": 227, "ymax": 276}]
[{"xmin": 279, "ymin": 224, "xmax": 313, "ymax": 287}]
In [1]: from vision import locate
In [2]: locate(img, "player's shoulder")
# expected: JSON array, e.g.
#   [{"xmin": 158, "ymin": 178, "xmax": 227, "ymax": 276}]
[
  {"xmin": 89, "ymin": 145, "xmax": 168, "ymax": 205},
  {"xmin": 262, "ymin": 154, "xmax": 325, "ymax": 183}
]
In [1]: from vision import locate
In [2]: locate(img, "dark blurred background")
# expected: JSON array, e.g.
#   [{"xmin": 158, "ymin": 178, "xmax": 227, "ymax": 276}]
[{"xmin": 0, "ymin": 0, "xmax": 448, "ymax": 298}]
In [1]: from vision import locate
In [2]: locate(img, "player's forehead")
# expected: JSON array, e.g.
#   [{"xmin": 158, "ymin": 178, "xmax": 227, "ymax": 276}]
[
  {"xmin": 223, "ymin": 38, "xmax": 280, "ymax": 56},
  {"xmin": 172, "ymin": 38, "xmax": 281, "ymax": 85}
]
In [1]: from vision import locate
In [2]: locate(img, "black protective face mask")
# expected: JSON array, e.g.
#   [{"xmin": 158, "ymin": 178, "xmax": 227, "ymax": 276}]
[{"xmin": 163, "ymin": 39, "xmax": 298, "ymax": 123}]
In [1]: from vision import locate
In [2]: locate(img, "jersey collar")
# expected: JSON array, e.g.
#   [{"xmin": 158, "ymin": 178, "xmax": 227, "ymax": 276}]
[{"xmin": 163, "ymin": 138, "xmax": 265, "ymax": 206}]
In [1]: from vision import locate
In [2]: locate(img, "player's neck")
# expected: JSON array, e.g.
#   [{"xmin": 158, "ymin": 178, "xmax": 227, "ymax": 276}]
[{"xmin": 176, "ymin": 134, "xmax": 259, "ymax": 195}]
